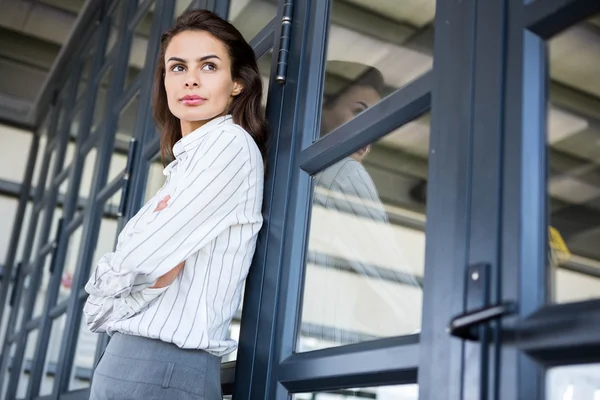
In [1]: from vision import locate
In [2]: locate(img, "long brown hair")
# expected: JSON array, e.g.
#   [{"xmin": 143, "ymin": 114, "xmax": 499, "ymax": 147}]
[{"xmin": 152, "ymin": 9, "xmax": 268, "ymax": 166}]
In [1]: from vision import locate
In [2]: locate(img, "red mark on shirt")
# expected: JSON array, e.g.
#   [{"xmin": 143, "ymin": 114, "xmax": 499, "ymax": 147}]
[{"xmin": 154, "ymin": 195, "xmax": 171, "ymax": 212}]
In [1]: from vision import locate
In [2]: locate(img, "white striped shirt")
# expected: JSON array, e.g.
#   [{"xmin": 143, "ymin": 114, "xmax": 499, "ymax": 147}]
[{"xmin": 83, "ymin": 115, "xmax": 263, "ymax": 356}]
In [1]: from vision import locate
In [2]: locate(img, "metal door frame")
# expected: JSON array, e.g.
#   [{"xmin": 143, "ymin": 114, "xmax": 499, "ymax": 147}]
[
  {"xmin": 231, "ymin": 0, "xmax": 485, "ymax": 398},
  {"xmin": 499, "ymin": 1, "xmax": 600, "ymax": 399}
]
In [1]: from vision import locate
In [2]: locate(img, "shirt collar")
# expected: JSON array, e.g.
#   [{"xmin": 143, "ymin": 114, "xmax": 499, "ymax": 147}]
[
  {"xmin": 163, "ymin": 115, "xmax": 233, "ymax": 176},
  {"xmin": 173, "ymin": 115, "xmax": 233, "ymax": 159}
]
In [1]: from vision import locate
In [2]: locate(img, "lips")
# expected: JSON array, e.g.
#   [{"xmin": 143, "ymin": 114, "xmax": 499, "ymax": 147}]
[{"xmin": 180, "ymin": 95, "xmax": 206, "ymax": 106}]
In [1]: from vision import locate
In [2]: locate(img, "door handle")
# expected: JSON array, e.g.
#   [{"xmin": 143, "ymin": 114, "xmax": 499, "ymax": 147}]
[{"xmin": 447, "ymin": 301, "xmax": 517, "ymax": 341}]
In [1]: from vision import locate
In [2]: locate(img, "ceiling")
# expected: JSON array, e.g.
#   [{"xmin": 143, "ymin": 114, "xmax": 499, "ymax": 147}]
[
  {"xmin": 2, "ymin": 0, "xmax": 600, "ymax": 262},
  {"xmin": 0, "ymin": 0, "xmax": 87, "ymax": 128}
]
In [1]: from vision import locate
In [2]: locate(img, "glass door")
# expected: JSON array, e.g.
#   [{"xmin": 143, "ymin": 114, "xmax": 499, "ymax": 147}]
[
  {"xmin": 231, "ymin": 0, "xmax": 476, "ymax": 398},
  {"xmin": 496, "ymin": 1, "xmax": 600, "ymax": 399}
]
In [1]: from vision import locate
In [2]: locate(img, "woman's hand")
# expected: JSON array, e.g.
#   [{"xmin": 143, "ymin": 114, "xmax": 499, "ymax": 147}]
[{"xmin": 149, "ymin": 261, "xmax": 184, "ymax": 288}]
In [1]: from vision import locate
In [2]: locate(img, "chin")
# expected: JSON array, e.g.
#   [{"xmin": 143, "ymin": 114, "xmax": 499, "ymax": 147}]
[
  {"xmin": 177, "ymin": 109, "xmax": 219, "ymax": 123},
  {"xmin": 350, "ymin": 153, "xmax": 364, "ymax": 163}
]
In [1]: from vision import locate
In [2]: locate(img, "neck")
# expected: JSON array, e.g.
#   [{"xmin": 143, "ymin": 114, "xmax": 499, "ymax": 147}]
[{"xmin": 180, "ymin": 120, "xmax": 207, "ymax": 137}]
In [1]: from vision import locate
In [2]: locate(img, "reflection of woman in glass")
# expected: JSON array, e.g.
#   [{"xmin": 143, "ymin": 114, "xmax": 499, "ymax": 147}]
[
  {"xmin": 84, "ymin": 10, "xmax": 266, "ymax": 399},
  {"xmin": 307, "ymin": 62, "xmax": 422, "ymax": 348},
  {"xmin": 317, "ymin": 61, "xmax": 389, "ymax": 222}
]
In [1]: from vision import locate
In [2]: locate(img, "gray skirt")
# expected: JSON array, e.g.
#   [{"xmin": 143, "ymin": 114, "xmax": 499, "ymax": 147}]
[{"xmin": 89, "ymin": 333, "xmax": 222, "ymax": 400}]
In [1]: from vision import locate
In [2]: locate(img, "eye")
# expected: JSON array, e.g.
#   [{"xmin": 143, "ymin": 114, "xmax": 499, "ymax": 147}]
[
  {"xmin": 170, "ymin": 64, "xmax": 185, "ymax": 72},
  {"xmin": 352, "ymin": 106, "xmax": 367, "ymax": 116},
  {"xmin": 202, "ymin": 63, "xmax": 217, "ymax": 71}
]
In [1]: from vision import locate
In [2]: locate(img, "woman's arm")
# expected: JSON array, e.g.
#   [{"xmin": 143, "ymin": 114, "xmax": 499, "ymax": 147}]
[
  {"xmin": 83, "ymin": 257, "xmax": 182, "ymax": 332},
  {"xmin": 85, "ymin": 131, "xmax": 258, "ymax": 300},
  {"xmin": 83, "ymin": 286, "xmax": 169, "ymax": 332},
  {"xmin": 149, "ymin": 261, "xmax": 184, "ymax": 288}
]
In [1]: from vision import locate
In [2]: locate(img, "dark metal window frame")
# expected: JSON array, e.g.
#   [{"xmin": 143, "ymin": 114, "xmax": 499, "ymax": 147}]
[
  {"xmin": 0, "ymin": 76, "xmax": 77, "ymax": 397},
  {"xmin": 233, "ymin": 0, "xmax": 439, "ymax": 398},
  {"xmin": 4, "ymin": 0, "xmax": 600, "ymax": 399}
]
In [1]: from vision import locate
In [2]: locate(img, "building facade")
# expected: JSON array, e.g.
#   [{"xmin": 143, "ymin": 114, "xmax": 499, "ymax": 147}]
[{"xmin": 0, "ymin": 0, "xmax": 600, "ymax": 399}]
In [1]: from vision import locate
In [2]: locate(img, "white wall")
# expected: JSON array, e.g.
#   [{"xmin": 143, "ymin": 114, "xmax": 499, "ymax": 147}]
[
  {"xmin": 0, "ymin": 124, "xmax": 33, "ymax": 265},
  {"xmin": 0, "ymin": 124, "xmax": 32, "ymax": 183}
]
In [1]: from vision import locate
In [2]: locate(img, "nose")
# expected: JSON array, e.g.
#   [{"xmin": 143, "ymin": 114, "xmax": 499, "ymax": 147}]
[{"xmin": 184, "ymin": 71, "xmax": 200, "ymax": 88}]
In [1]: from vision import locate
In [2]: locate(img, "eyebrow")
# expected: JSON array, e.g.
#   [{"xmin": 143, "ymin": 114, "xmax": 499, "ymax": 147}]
[{"xmin": 166, "ymin": 55, "xmax": 221, "ymax": 63}]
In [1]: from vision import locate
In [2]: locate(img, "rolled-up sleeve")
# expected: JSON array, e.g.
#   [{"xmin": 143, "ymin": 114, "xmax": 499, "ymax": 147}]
[
  {"xmin": 84, "ymin": 131, "xmax": 253, "ymax": 303},
  {"xmin": 83, "ymin": 276, "xmax": 168, "ymax": 332}
]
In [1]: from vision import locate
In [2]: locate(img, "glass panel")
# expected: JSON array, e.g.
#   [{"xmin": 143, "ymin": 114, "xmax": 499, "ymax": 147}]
[
  {"xmin": 69, "ymin": 310, "xmax": 98, "ymax": 390},
  {"xmin": 547, "ymin": 364, "xmax": 600, "ymax": 400},
  {"xmin": 0, "ymin": 125, "xmax": 33, "ymax": 183},
  {"xmin": 32, "ymin": 135, "xmax": 48, "ymax": 189},
  {"xmin": 294, "ymin": 384, "xmax": 419, "ymax": 399},
  {"xmin": 0, "ymin": 196, "xmax": 18, "ymax": 272},
  {"xmin": 298, "ymin": 115, "xmax": 428, "ymax": 352},
  {"xmin": 91, "ymin": 67, "xmax": 113, "ymax": 133},
  {"xmin": 90, "ymin": 190, "xmax": 121, "ymax": 280},
  {"xmin": 58, "ymin": 224, "xmax": 84, "ymax": 303},
  {"xmin": 39, "ymin": 314, "xmax": 67, "ymax": 396},
  {"xmin": 16, "ymin": 329, "xmax": 38, "ymax": 398},
  {"xmin": 107, "ymin": 93, "xmax": 140, "ymax": 186},
  {"xmin": 317, "ymin": 1, "xmax": 433, "ymax": 141},
  {"xmin": 547, "ymin": 13, "xmax": 600, "ymax": 304},
  {"xmin": 59, "ymin": 177, "xmax": 71, "ymax": 200},
  {"xmin": 126, "ymin": 3, "xmax": 154, "ymax": 88},
  {"xmin": 228, "ymin": 0, "xmax": 278, "ymax": 40}
]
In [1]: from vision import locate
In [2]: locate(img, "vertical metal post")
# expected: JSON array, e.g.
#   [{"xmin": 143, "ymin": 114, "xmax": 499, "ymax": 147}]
[
  {"xmin": 233, "ymin": 0, "xmax": 330, "ymax": 398},
  {"xmin": 418, "ymin": 0, "xmax": 477, "ymax": 398},
  {"xmin": 499, "ymin": 0, "xmax": 549, "ymax": 398}
]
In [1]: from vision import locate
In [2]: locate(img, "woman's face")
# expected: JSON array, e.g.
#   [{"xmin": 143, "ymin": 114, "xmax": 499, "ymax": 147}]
[
  {"xmin": 163, "ymin": 30, "xmax": 243, "ymax": 135},
  {"xmin": 321, "ymin": 84, "xmax": 381, "ymax": 162}
]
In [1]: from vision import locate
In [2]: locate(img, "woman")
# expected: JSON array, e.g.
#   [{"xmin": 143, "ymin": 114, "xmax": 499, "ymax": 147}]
[{"xmin": 83, "ymin": 9, "xmax": 266, "ymax": 399}]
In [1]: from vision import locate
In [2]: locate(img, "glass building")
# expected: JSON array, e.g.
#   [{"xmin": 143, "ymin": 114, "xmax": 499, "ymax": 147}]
[{"xmin": 0, "ymin": 0, "xmax": 599, "ymax": 399}]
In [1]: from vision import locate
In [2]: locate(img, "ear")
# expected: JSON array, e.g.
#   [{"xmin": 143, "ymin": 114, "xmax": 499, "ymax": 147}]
[{"xmin": 232, "ymin": 81, "xmax": 244, "ymax": 96}]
